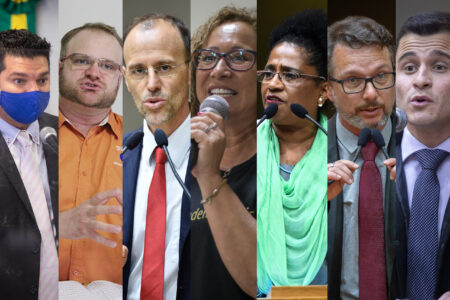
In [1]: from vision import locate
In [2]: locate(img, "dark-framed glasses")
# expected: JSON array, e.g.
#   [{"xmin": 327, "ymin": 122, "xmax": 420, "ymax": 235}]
[
  {"xmin": 126, "ymin": 61, "xmax": 189, "ymax": 80},
  {"xmin": 61, "ymin": 53, "xmax": 121, "ymax": 75},
  {"xmin": 330, "ymin": 72, "xmax": 395, "ymax": 94},
  {"xmin": 257, "ymin": 70, "xmax": 326, "ymax": 86},
  {"xmin": 193, "ymin": 49, "xmax": 256, "ymax": 71}
]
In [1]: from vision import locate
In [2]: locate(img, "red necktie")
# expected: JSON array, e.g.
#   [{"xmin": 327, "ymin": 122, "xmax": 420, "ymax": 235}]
[
  {"xmin": 358, "ymin": 140, "xmax": 387, "ymax": 299},
  {"xmin": 141, "ymin": 147, "xmax": 167, "ymax": 300}
]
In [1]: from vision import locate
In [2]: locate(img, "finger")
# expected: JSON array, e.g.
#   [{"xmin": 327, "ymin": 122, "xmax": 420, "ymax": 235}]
[
  {"xmin": 331, "ymin": 166, "xmax": 355, "ymax": 184},
  {"xmin": 87, "ymin": 205, "xmax": 122, "ymax": 217},
  {"xmin": 87, "ymin": 189, "xmax": 122, "ymax": 206},
  {"xmin": 327, "ymin": 171, "xmax": 342, "ymax": 181},
  {"xmin": 89, "ymin": 232, "xmax": 117, "ymax": 248},
  {"xmin": 336, "ymin": 159, "xmax": 359, "ymax": 171},
  {"xmin": 89, "ymin": 220, "xmax": 122, "ymax": 234},
  {"xmin": 198, "ymin": 112, "xmax": 224, "ymax": 129}
]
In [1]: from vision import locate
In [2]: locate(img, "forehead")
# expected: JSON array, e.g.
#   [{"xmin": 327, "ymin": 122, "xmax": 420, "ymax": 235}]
[
  {"xmin": 331, "ymin": 43, "xmax": 392, "ymax": 76},
  {"xmin": 266, "ymin": 42, "xmax": 311, "ymax": 68},
  {"xmin": 205, "ymin": 21, "xmax": 256, "ymax": 51},
  {"xmin": 124, "ymin": 20, "xmax": 186, "ymax": 66},
  {"xmin": 397, "ymin": 32, "xmax": 450, "ymax": 62},
  {"xmin": 3, "ymin": 54, "xmax": 49, "ymax": 74},
  {"xmin": 66, "ymin": 29, "xmax": 122, "ymax": 63}
]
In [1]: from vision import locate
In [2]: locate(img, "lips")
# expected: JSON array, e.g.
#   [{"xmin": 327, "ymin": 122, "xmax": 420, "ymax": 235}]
[
  {"xmin": 208, "ymin": 87, "xmax": 237, "ymax": 98},
  {"xmin": 143, "ymin": 98, "xmax": 166, "ymax": 110},
  {"xmin": 81, "ymin": 81, "xmax": 101, "ymax": 91},
  {"xmin": 265, "ymin": 95, "xmax": 285, "ymax": 104},
  {"xmin": 411, "ymin": 95, "xmax": 432, "ymax": 107},
  {"xmin": 358, "ymin": 106, "xmax": 382, "ymax": 117}
]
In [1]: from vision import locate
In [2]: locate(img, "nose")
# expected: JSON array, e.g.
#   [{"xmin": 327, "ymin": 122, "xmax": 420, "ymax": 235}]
[
  {"xmin": 266, "ymin": 73, "xmax": 284, "ymax": 92},
  {"xmin": 146, "ymin": 69, "xmax": 161, "ymax": 92},
  {"xmin": 85, "ymin": 61, "xmax": 101, "ymax": 80},
  {"xmin": 210, "ymin": 57, "xmax": 231, "ymax": 78},
  {"xmin": 362, "ymin": 80, "xmax": 378, "ymax": 102},
  {"xmin": 413, "ymin": 65, "xmax": 432, "ymax": 89}
]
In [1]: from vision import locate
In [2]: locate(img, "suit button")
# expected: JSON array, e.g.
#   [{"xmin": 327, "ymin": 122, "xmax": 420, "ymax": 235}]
[
  {"xmin": 30, "ymin": 285, "xmax": 38, "ymax": 294},
  {"xmin": 32, "ymin": 246, "xmax": 40, "ymax": 254}
]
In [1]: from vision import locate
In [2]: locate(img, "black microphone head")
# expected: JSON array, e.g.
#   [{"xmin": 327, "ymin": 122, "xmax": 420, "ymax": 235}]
[
  {"xmin": 263, "ymin": 103, "xmax": 278, "ymax": 119},
  {"xmin": 124, "ymin": 131, "xmax": 144, "ymax": 150},
  {"xmin": 371, "ymin": 128, "xmax": 385, "ymax": 148},
  {"xmin": 199, "ymin": 95, "xmax": 230, "ymax": 120},
  {"xmin": 395, "ymin": 107, "xmax": 407, "ymax": 132},
  {"xmin": 290, "ymin": 103, "xmax": 308, "ymax": 118},
  {"xmin": 154, "ymin": 128, "xmax": 168, "ymax": 148},
  {"xmin": 358, "ymin": 127, "xmax": 372, "ymax": 147}
]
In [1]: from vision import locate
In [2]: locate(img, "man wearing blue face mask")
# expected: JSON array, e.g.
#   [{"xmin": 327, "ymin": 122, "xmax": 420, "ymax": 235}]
[{"xmin": 0, "ymin": 29, "xmax": 58, "ymax": 300}]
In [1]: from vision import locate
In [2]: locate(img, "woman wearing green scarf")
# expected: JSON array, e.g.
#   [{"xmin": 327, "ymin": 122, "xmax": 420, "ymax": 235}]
[{"xmin": 256, "ymin": 10, "xmax": 330, "ymax": 296}]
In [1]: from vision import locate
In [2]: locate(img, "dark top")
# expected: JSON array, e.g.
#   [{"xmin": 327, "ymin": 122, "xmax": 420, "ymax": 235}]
[{"xmin": 191, "ymin": 155, "xmax": 256, "ymax": 300}]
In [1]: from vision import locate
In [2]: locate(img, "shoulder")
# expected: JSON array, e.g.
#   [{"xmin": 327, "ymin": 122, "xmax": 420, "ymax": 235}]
[{"xmin": 38, "ymin": 112, "xmax": 58, "ymax": 129}]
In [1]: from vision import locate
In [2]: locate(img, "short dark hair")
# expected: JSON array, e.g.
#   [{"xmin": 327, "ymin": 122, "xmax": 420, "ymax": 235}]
[
  {"xmin": 0, "ymin": 29, "xmax": 51, "ymax": 73},
  {"xmin": 328, "ymin": 16, "xmax": 395, "ymax": 74},
  {"xmin": 397, "ymin": 11, "xmax": 450, "ymax": 44},
  {"xmin": 268, "ymin": 9, "xmax": 327, "ymax": 78},
  {"xmin": 60, "ymin": 23, "xmax": 122, "ymax": 60},
  {"xmin": 124, "ymin": 14, "xmax": 190, "ymax": 61}
]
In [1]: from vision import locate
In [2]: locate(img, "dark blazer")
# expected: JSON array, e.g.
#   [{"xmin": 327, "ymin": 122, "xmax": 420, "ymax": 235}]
[
  {"xmin": 0, "ymin": 112, "xmax": 58, "ymax": 300},
  {"xmin": 122, "ymin": 128, "xmax": 190, "ymax": 300},
  {"xmin": 327, "ymin": 114, "xmax": 396, "ymax": 300},
  {"xmin": 395, "ymin": 131, "xmax": 450, "ymax": 298}
]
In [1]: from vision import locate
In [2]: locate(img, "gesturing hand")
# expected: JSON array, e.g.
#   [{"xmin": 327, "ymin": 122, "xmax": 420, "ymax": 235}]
[
  {"xmin": 327, "ymin": 160, "xmax": 359, "ymax": 200},
  {"xmin": 59, "ymin": 188, "xmax": 122, "ymax": 248}
]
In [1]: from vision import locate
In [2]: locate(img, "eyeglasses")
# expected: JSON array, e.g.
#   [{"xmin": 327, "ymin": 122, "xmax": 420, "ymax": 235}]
[
  {"xmin": 257, "ymin": 70, "xmax": 326, "ymax": 86},
  {"xmin": 330, "ymin": 72, "xmax": 395, "ymax": 94},
  {"xmin": 61, "ymin": 53, "xmax": 121, "ymax": 75},
  {"xmin": 126, "ymin": 61, "xmax": 188, "ymax": 80},
  {"xmin": 193, "ymin": 49, "xmax": 256, "ymax": 71}
]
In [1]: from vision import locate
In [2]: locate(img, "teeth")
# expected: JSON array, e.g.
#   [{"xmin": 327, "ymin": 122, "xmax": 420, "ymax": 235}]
[
  {"xmin": 87, "ymin": 83, "xmax": 95, "ymax": 87},
  {"xmin": 210, "ymin": 88, "xmax": 235, "ymax": 95}
]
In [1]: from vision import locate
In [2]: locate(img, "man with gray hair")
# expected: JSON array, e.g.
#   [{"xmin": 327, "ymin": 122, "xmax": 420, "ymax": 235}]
[
  {"xmin": 326, "ymin": 16, "xmax": 397, "ymax": 300},
  {"xmin": 122, "ymin": 14, "xmax": 191, "ymax": 300}
]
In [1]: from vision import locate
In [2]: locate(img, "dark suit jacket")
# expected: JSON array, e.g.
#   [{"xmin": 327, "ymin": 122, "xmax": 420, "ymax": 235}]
[
  {"xmin": 0, "ymin": 112, "xmax": 58, "ymax": 300},
  {"xmin": 327, "ymin": 115, "xmax": 396, "ymax": 300},
  {"xmin": 395, "ymin": 130, "xmax": 450, "ymax": 298},
  {"xmin": 122, "ymin": 128, "xmax": 190, "ymax": 300}
]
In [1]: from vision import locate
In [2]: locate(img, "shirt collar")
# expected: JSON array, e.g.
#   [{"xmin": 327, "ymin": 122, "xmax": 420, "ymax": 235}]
[
  {"xmin": 0, "ymin": 117, "xmax": 40, "ymax": 146},
  {"xmin": 59, "ymin": 109, "xmax": 121, "ymax": 138},
  {"xmin": 142, "ymin": 115, "xmax": 190, "ymax": 168},
  {"xmin": 336, "ymin": 112, "xmax": 392, "ymax": 154},
  {"xmin": 402, "ymin": 126, "xmax": 450, "ymax": 162}
]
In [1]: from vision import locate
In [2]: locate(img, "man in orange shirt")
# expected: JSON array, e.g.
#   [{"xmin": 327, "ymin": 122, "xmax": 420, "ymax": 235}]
[{"xmin": 58, "ymin": 23, "xmax": 123, "ymax": 285}]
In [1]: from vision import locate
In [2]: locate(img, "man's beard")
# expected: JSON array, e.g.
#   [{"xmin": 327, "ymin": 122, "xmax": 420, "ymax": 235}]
[
  {"xmin": 59, "ymin": 72, "xmax": 118, "ymax": 109},
  {"xmin": 138, "ymin": 89, "xmax": 187, "ymax": 127},
  {"xmin": 332, "ymin": 89, "xmax": 393, "ymax": 129}
]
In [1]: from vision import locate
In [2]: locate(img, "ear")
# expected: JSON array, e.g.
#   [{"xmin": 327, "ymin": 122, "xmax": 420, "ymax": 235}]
[
  {"xmin": 59, "ymin": 60, "xmax": 62, "ymax": 74},
  {"xmin": 326, "ymin": 82, "xmax": 335, "ymax": 103},
  {"xmin": 319, "ymin": 81, "xmax": 329, "ymax": 100},
  {"xmin": 122, "ymin": 66, "xmax": 129, "ymax": 91}
]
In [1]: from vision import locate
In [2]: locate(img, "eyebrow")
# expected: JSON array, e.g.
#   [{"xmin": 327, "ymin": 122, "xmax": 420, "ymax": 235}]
[
  {"xmin": 8, "ymin": 71, "xmax": 50, "ymax": 78},
  {"xmin": 264, "ymin": 64, "xmax": 301, "ymax": 73},
  {"xmin": 398, "ymin": 50, "xmax": 450, "ymax": 63},
  {"xmin": 431, "ymin": 49, "xmax": 450, "ymax": 60}
]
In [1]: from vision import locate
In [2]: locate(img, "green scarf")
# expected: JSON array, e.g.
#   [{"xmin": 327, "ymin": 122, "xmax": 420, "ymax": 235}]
[{"xmin": 257, "ymin": 113, "xmax": 328, "ymax": 295}]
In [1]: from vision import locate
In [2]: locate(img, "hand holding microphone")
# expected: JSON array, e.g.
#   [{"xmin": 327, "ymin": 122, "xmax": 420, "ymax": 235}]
[{"xmin": 191, "ymin": 95, "xmax": 229, "ymax": 180}]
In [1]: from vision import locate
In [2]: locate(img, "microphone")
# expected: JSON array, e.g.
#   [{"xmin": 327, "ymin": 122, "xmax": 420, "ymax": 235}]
[
  {"xmin": 371, "ymin": 128, "xmax": 389, "ymax": 159},
  {"xmin": 155, "ymin": 128, "xmax": 191, "ymax": 200},
  {"xmin": 395, "ymin": 107, "xmax": 407, "ymax": 132},
  {"xmin": 190, "ymin": 95, "xmax": 230, "ymax": 167},
  {"xmin": 257, "ymin": 103, "xmax": 278, "ymax": 127},
  {"xmin": 40, "ymin": 127, "xmax": 58, "ymax": 154},
  {"xmin": 121, "ymin": 131, "xmax": 144, "ymax": 161},
  {"xmin": 290, "ymin": 103, "xmax": 328, "ymax": 136},
  {"xmin": 328, "ymin": 127, "xmax": 371, "ymax": 185}
]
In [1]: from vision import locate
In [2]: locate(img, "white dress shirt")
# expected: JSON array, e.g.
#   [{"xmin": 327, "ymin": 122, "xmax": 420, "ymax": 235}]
[
  {"xmin": 401, "ymin": 126, "xmax": 450, "ymax": 237},
  {"xmin": 127, "ymin": 116, "xmax": 190, "ymax": 300}
]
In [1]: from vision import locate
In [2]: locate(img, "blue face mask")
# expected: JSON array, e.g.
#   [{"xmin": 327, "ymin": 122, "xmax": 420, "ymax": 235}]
[{"xmin": 0, "ymin": 91, "xmax": 50, "ymax": 124}]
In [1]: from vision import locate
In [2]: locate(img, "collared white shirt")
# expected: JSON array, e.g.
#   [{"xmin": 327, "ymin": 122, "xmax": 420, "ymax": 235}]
[
  {"xmin": 128, "ymin": 116, "xmax": 190, "ymax": 300},
  {"xmin": 401, "ymin": 126, "xmax": 450, "ymax": 237}
]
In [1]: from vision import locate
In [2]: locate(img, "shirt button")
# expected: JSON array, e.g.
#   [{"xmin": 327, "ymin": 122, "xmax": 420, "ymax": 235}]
[
  {"xmin": 32, "ymin": 246, "xmax": 40, "ymax": 254},
  {"xmin": 73, "ymin": 270, "xmax": 79, "ymax": 276},
  {"xmin": 82, "ymin": 171, "xmax": 87, "ymax": 176}
]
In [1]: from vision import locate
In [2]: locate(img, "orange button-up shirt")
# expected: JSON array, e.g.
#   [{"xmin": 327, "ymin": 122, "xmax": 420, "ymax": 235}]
[{"xmin": 59, "ymin": 110, "xmax": 123, "ymax": 284}]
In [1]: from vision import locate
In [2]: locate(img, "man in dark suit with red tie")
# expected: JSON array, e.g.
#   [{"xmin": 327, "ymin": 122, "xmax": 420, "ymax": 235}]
[{"xmin": 122, "ymin": 14, "xmax": 191, "ymax": 300}]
